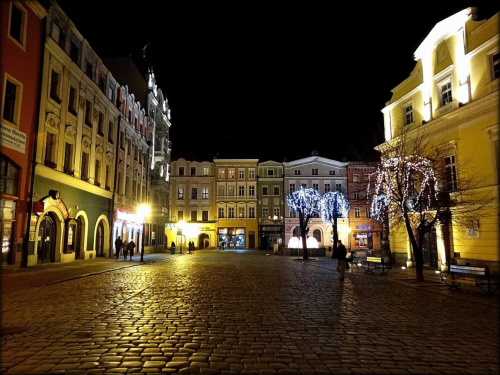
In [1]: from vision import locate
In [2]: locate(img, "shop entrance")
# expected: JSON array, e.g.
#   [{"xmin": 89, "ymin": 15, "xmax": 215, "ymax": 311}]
[{"xmin": 38, "ymin": 213, "xmax": 56, "ymax": 263}]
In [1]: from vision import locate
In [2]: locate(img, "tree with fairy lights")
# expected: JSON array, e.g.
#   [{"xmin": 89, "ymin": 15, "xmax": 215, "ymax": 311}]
[
  {"xmin": 285, "ymin": 188, "xmax": 322, "ymax": 260},
  {"xmin": 320, "ymin": 191, "xmax": 350, "ymax": 259},
  {"xmin": 369, "ymin": 154, "xmax": 441, "ymax": 281}
]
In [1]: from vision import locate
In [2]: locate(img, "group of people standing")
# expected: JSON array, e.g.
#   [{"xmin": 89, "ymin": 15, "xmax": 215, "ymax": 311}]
[{"xmin": 114, "ymin": 236, "xmax": 136, "ymax": 260}]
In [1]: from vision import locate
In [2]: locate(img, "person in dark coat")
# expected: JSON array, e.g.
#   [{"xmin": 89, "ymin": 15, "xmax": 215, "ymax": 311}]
[
  {"xmin": 114, "ymin": 236, "xmax": 123, "ymax": 259},
  {"xmin": 336, "ymin": 240, "xmax": 347, "ymax": 280},
  {"xmin": 126, "ymin": 240, "xmax": 136, "ymax": 260}
]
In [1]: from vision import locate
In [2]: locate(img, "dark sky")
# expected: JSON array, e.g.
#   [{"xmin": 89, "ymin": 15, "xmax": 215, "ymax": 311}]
[{"xmin": 58, "ymin": 1, "xmax": 498, "ymax": 162}]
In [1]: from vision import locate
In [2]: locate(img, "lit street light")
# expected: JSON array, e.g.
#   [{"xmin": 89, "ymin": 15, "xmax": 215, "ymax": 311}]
[{"xmin": 137, "ymin": 204, "xmax": 150, "ymax": 262}]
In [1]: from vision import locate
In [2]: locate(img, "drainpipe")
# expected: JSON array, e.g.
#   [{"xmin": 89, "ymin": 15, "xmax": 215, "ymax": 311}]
[{"xmin": 110, "ymin": 101, "xmax": 122, "ymax": 257}]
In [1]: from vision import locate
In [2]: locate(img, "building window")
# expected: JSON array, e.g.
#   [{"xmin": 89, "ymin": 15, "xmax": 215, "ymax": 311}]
[
  {"xmin": 97, "ymin": 112, "xmax": 104, "ymax": 136},
  {"xmin": 177, "ymin": 187, "xmax": 184, "ymax": 199},
  {"xmin": 85, "ymin": 60, "xmax": 94, "ymax": 79},
  {"xmin": 2, "ymin": 77, "xmax": 21, "ymax": 126},
  {"xmin": 191, "ymin": 211, "xmax": 197, "ymax": 221},
  {"xmin": 312, "ymin": 183, "xmax": 319, "ymax": 191},
  {"xmin": 239, "ymin": 169, "xmax": 245, "ymax": 178},
  {"xmin": 353, "ymin": 191, "xmax": 360, "ymax": 199},
  {"xmin": 108, "ymin": 120, "xmax": 114, "ymax": 144},
  {"xmin": 324, "ymin": 183, "xmax": 330, "ymax": 193},
  {"xmin": 273, "ymin": 186, "xmax": 279, "ymax": 195},
  {"xmin": 218, "ymin": 208, "xmax": 224, "ymax": 218},
  {"xmin": 301, "ymin": 183, "xmax": 307, "ymax": 189},
  {"xmin": 81, "ymin": 151, "xmax": 89, "ymax": 181},
  {"xmin": 63, "ymin": 143, "xmax": 74, "ymax": 175},
  {"xmin": 353, "ymin": 174, "xmax": 359, "ymax": 182},
  {"xmin": 84, "ymin": 100, "xmax": 92, "ymax": 126},
  {"xmin": 105, "ymin": 165, "xmax": 111, "ymax": 190},
  {"xmin": 67, "ymin": 86, "xmax": 77, "ymax": 115},
  {"xmin": 190, "ymin": 167, "xmax": 196, "ymax": 176},
  {"xmin": 441, "ymin": 81, "xmax": 453, "ymax": 106},
  {"xmin": 364, "ymin": 174, "xmax": 370, "ymax": 181},
  {"xmin": 329, "ymin": 170, "xmax": 336, "ymax": 175},
  {"xmin": 273, "ymin": 208, "xmax": 280, "ymax": 217},
  {"xmin": 289, "ymin": 183, "xmax": 295, "ymax": 193},
  {"xmin": 228, "ymin": 207, "xmax": 235, "ymax": 218},
  {"xmin": 45, "ymin": 132, "xmax": 57, "ymax": 167},
  {"xmin": 445, "ymin": 155, "xmax": 458, "ymax": 191},
  {"xmin": 238, "ymin": 186, "xmax": 244, "ymax": 196},
  {"xmin": 354, "ymin": 207, "xmax": 361, "ymax": 218},
  {"xmin": 228, "ymin": 169, "xmax": 235, "ymax": 179},
  {"xmin": 238, "ymin": 207, "xmax": 245, "ymax": 218},
  {"xmin": 366, "ymin": 207, "xmax": 371, "ymax": 218},
  {"xmin": 491, "ymin": 52, "xmax": 500, "ymax": 80},
  {"xmin": 191, "ymin": 187, "xmax": 198, "ymax": 199},
  {"xmin": 218, "ymin": 186, "xmax": 225, "ymax": 196},
  {"xmin": 94, "ymin": 159, "xmax": 101, "ymax": 186},
  {"xmin": 202, "ymin": 187, "xmax": 209, "ymax": 199},
  {"xmin": 248, "ymin": 169, "xmax": 255, "ymax": 179},
  {"xmin": 203, "ymin": 167, "xmax": 209, "ymax": 176},
  {"xmin": 178, "ymin": 166, "xmax": 184, "ymax": 176},
  {"xmin": 294, "ymin": 170, "xmax": 301, "ymax": 175},
  {"xmin": 249, "ymin": 207, "xmax": 255, "ymax": 218},
  {"xmin": 218, "ymin": 168, "xmax": 225, "ymax": 179},
  {"xmin": 9, "ymin": 2, "xmax": 26, "ymax": 46},
  {"xmin": 69, "ymin": 33, "xmax": 81, "ymax": 65},
  {"xmin": 312, "ymin": 168, "xmax": 318, "ymax": 175},
  {"xmin": 249, "ymin": 186, "xmax": 255, "ymax": 196},
  {"xmin": 336, "ymin": 183, "xmax": 342, "ymax": 191},
  {"xmin": 202, "ymin": 211, "xmax": 209, "ymax": 221},
  {"xmin": 404, "ymin": 103, "xmax": 413, "ymax": 125},
  {"xmin": 0, "ymin": 156, "xmax": 19, "ymax": 195},
  {"xmin": 50, "ymin": 70, "xmax": 61, "ymax": 103},
  {"xmin": 178, "ymin": 211, "xmax": 184, "ymax": 221},
  {"xmin": 262, "ymin": 207, "xmax": 269, "ymax": 218},
  {"xmin": 228, "ymin": 186, "xmax": 235, "ymax": 196},
  {"xmin": 262, "ymin": 186, "xmax": 268, "ymax": 195},
  {"xmin": 267, "ymin": 168, "xmax": 274, "ymax": 177}
]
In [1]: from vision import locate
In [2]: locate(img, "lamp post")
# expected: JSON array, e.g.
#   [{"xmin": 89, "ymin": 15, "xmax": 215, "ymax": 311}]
[
  {"xmin": 137, "ymin": 204, "xmax": 150, "ymax": 262},
  {"xmin": 268, "ymin": 215, "xmax": 283, "ymax": 253},
  {"xmin": 178, "ymin": 220, "xmax": 185, "ymax": 254}
]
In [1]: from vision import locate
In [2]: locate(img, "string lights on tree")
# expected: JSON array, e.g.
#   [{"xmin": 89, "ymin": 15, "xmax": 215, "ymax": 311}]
[{"xmin": 320, "ymin": 191, "xmax": 350, "ymax": 258}]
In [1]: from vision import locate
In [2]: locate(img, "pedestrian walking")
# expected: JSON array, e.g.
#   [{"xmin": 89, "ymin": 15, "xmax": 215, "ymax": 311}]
[
  {"xmin": 114, "ymin": 236, "xmax": 123, "ymax": 259},
  {"xmin": 126, "ymin": 240, "xmax": 136, "ymax": 260},
  {"xmin": 336, "ymin": 240, "xmax": 347, "ymax": 280},
  {"xmin": 122, "ymin": 240, "xmax": 128, "ymax": 259}
]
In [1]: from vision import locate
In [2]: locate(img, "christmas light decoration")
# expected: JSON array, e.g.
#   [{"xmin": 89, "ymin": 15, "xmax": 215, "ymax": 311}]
[{"xmin": 320, "ymin": 191, "xmax": 350, "ymax": 223}]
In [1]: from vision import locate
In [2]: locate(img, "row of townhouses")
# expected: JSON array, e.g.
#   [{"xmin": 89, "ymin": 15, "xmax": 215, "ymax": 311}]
[
  {"xmin": 1, "ymin": 3, "xmax": 499, "ymax": 272},
  {"xmin": 1, "ymin": 0, "xmax": 171, "ymax": 267}
]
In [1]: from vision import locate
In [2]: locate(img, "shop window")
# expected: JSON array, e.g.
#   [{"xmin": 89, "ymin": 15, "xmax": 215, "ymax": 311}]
[{"xmin": 0, "ymin": 156, "xmax": 19, "ymax": 196}]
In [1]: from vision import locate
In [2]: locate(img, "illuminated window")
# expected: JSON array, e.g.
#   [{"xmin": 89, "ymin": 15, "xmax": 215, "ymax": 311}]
[
  {"xmin": 441, "ymin": 81, "xmax": 453, "ymax": 106},
  {"xmin": 353, "ymin": 174, "xmax": 359, "ymax": 182},
  {"xmin": 203, "ymin": 167, "xmax": 209, "ymax": 176},
  {"xmin": 238, "ymin": 207, "xmax": 245, "ymax": 218},
  {"xmin": 228, "ymin": 186, "xmax": 235, "ymax": 196},
  {"xmin": 228, "ymin": 169, "xmax": 235, "ymax": 179},
  {"xmin": 202, "ymin": 187, "xmax": 209, "ymax": 199},
  {"xmin": 177, "ymin": 187, "xmax": 184, "ymax": 199}
]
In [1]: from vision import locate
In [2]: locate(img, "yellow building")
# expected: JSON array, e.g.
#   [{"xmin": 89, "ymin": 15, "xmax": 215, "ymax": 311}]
[
  {"xmin": 214, "ymin": 159, "xmax": 259, "ymax": 249},
  {"xmin": 378, "ymin": 8, "xmax": 499, "ymax": 269}
]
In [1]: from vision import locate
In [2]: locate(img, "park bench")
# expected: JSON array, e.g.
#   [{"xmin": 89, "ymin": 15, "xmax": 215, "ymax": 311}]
[
  {"xmin": 361, "ymin": 256, "xmax": 391, "ymax": 275},
  {"xmin": 441, "ymin": 264, "xmax": 499, "ymax": 294}
]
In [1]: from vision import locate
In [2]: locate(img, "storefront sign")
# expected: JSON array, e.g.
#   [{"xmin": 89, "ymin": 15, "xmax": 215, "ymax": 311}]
[
  {"xmin": 114, "ymin": 209, "xmax": 145, "ymax": 225},
  {"xmin": 33, "ymin": 201, "xmax": 44, "ymax": 213},
  {"xmin": 0, "ymin": 123, "xmax": 26, "ymax": 154}
]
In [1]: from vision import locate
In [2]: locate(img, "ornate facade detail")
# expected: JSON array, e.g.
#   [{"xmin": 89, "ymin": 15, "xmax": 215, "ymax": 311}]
[
  {"xmin": 45, "ymin": 112, "xmax": 60, "ymax": 133},
  {"xmin": 105, "ymin": 151, "xmax": 114, "ymax": 164},
  {"xmin": 64, "ymin": 124, "xmax": 77, "ymax": 142},
  {"xmin": 81, "ymin": 135, "xmax": 92, "ymax": 151}
]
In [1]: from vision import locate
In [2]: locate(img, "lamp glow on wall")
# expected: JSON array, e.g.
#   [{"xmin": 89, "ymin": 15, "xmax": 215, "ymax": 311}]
[
  {"xmin": 178, "ymin": 220, "xmax": 186, "ymax": 254},
  {"xmin": 137, "ymin": 204, "xmax": 150, "ymax": 262}
]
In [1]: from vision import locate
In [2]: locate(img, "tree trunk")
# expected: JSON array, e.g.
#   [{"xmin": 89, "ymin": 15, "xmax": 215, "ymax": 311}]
[
  {"xmin": 404, "ymin": 217, "xmax": 425, "ymax": 282},
  {"xmin": 301, "ymin": 233, "xmax": 309, "ymax": 260}
]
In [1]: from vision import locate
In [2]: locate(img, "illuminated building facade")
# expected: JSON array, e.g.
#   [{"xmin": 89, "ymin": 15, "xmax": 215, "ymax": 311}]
[
  {"xmin": 257, "ymin": 160, "xmax": 285, "ymax": 250},
  {"xmin": 214, "ymin": 159, "xmax": 259, "ymax": 249},
  {"xmin": 346, "ymin": 162, "xmax": 382, "ymax": 254},
  {"xmin": 167, "ymin": 158, "xmax": 217, "ymax": 251},
  {"xmin": 378, "ymin": 8, "xmax": 499, "ymax": 269},
  {"xmin": 283, "ymin": 152, "xmax": 349, "ymax": 250},
  {"xmin": 0, "ymin": 0, "xmax": 46, "ymax": 266}
]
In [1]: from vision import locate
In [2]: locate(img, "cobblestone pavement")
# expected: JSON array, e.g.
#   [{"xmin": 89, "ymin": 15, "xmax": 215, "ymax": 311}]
[{"xmin": 1, "ymin": 250, "xmax": 499, "ymax": 374}]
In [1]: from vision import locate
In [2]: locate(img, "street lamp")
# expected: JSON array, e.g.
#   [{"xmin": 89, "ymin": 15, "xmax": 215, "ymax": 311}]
[
  {"xmin": 178, "ymin": 220, "xmax": 185, "ymax": 254},
  {"xmin": 268, "ymin": 215, "xmax": 283, "ymax": 253},
  {"xmin": 137, "ymin": 204, "xmax": 150, "ymax": 262}
]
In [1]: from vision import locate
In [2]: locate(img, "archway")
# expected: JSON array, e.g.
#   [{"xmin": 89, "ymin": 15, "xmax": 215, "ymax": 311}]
[
  {"xmin": 198, "ymin": 233, "xmax": 210, "ymax": 249},
  {"xmin": 96, "ymin": 220, "xmax": 105, "ymax": 257},
  {"xmin": 37, "ymin": 213, "xmax": 56, "ymax": 263}
]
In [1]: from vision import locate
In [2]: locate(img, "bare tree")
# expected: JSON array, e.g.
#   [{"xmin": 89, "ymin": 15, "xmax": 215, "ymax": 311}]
[
  {"xmin": 320, "ymin": 191, "xmax": 350, "ymax": 259},
  {"xmin": 370, "ymin": 131, "xmax": 493, "ymax": 281}
]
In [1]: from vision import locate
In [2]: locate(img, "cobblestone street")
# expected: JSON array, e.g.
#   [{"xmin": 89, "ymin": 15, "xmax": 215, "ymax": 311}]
[{"xmin": 1, "ymin": 250, "xmax": 498, "ymax": 374}]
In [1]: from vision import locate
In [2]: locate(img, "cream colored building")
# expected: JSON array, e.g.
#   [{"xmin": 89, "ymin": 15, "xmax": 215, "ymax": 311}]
[{"xmin": 378, "ymin": 8, "xmax": 499, "ymax": 269}]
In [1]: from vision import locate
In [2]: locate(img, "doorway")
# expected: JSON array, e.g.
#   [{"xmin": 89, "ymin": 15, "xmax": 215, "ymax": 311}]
[
  {"xmin": 37, "ymin": 213, "xmax": 56, "ymax": 263},
  {"xmin": 422, "ymin": 227, "xmax": 438, "ymax": 268}
]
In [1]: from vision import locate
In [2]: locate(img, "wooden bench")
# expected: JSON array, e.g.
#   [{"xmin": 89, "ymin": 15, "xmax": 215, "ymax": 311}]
[
  {"xmin": 441, "ymin": 264, "xmax": 499, "ymax": 294},
  {"xmin": 361, "ymin": 256, "xmax": 391, "ymax": 275}
]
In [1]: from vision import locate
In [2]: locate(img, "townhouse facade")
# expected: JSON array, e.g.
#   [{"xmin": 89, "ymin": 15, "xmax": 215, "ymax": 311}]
[
  {"xmin": 257, "ymin": 161, "xmax": 285, "ymax": 250},
  {"xmin": 346, "ymin": 161, "xmax": 382, "ymax": 254},
  {"xmin": 214, "ymin": 159, "xmax": 259, "ymax": 249},
  {"xmin": 283, "ymin": 153, "xmax": 349, "ymax": 250},
  {"xmin": 378, "ymin": 8, "xmax": 499, "ymax": 269},
  {"xmin": 167, "ymin": 158, "xmax": 217, "ymax": 251},
  {"xmin": 1, "ymin": 0, "xmax": 46, "ymax": 266}
]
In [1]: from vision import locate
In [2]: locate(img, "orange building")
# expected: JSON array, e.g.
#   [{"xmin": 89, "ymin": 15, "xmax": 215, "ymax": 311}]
[{"xmin": 0, "ymin": 1, "xmax": 46, "ymax": 266}]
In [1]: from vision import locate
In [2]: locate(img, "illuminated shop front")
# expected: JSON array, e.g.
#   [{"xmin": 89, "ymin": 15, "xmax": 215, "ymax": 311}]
[
  {"xmin": 113, "ymin": 209, "xmax": 145, "ymax": 248},
  {"xmin": 218, "ymin": 227, "xmax": 245, "ymax": 248},
  {"xmin": 165, "ymin": 221, "xmax": 218, "ymax": 251},
  {"xmin": 352, "ymin": 225, "xmax": 380, "ymax": 251}
]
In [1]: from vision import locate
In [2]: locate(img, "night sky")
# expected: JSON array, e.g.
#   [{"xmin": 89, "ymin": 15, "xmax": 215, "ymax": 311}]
[{"xmin": 58, "ymin": 1, "xmax": 498, "ymax": 162}]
